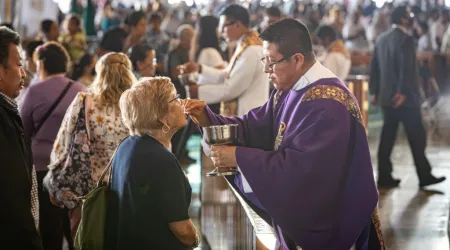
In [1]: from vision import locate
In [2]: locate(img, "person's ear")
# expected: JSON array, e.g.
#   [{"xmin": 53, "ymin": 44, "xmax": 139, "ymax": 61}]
[
  {"xmin": 158, "ymin": 115, "xmax": 169, "ymax": 128},
  {"xmin": 294, "ymin": 53, "xmax": 305, "ymax": 70}
]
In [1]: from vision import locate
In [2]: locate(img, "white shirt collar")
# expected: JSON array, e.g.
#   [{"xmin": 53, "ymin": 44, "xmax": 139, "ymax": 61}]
[
  {"xmin": 235, "ymin": 35, "xmax": 246, "ymax": 50},
  {"xmin": 292, "ymin": 60, "xmax": 337, "ymax": 91}
]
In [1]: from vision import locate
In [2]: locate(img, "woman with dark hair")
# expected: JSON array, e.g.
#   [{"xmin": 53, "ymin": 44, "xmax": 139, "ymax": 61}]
[
  {"xmin": 20, "ymin": 41, "xmax": 85, "ymax": 250},
  {"xmin": 71, "ymin": 53, "xmax": 96, "ymax": 86},
  {"xmin": 194, "ymin": 15, "xmax": 227, "ymax": 69}
]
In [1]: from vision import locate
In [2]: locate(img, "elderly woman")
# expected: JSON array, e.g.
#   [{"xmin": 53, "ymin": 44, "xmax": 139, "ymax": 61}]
[{"xmin": 105, "ymin": 77, "xmax": 199, "ymax": 249}]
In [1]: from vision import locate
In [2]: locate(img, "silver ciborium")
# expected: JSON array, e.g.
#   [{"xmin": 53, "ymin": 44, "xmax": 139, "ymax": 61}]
[
  {"xmin": 203, "ymin": 124, "xmax": 239, "ymax": 177},
  {"xmin": 178, "ymin": 68, "xmax": 193, "ymax": 98}
]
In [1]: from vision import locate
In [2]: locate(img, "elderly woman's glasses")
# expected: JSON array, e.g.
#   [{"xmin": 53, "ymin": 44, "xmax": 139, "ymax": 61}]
[{"xmin": 168, "ymin": 94, "xmax": 182, "ymax": 104}]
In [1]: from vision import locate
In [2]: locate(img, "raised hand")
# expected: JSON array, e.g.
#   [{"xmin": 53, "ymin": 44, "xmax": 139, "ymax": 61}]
[
  {"xmin": 183, "ymin": 99, "xmax": 210, "ymax": 127},
  {"xmin": 177, "ymin": 61, "xmax": 200, "ymax": 74}
]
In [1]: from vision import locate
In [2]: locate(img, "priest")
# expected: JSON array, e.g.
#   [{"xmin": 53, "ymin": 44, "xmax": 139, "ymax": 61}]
[{"xmin": 185, "ymin": 18, "xmax": 384, "ymax": 250}]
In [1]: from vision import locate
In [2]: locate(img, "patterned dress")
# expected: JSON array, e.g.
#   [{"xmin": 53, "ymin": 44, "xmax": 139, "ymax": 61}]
[{"xmin": 47, "ymin": 92, "xmax": 128, "ymax": 208}]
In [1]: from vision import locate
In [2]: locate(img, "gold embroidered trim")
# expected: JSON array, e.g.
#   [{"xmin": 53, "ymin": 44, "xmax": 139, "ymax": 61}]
[
  {"xmin": 372, "ymin": 207, "xmax": 385, "ymax": 249},
  {"xmin": 302, "ymin": 85, "xmax": 364, "ymax": 127}
]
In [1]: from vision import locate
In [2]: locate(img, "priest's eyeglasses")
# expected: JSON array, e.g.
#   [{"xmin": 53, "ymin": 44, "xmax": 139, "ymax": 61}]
[
  {"xmin": 260, "ymin": 55, "xmax": 292, "ymax": 70},
  {"xmin": 168, "ymin": 94, "xmax": 182, "ymax": 104}
]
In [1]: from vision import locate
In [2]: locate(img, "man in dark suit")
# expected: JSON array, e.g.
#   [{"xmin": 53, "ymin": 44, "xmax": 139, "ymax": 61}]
[
  {"xmin": 370, "ymin": 6, "xmax": 445, "ymax": 188},
  {"xmin": 0, "ymin": 27, "xmax": 42, "ymax": 249}
]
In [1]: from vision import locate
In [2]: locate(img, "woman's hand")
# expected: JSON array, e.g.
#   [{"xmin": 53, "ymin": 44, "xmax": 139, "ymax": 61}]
[
  {"xmin": 183, "ymin": 99, "xmax": 210, "ymax": 127},
  {"xmin": 49, "ymin": 193, "xmax": 64, "ymax": 208}
]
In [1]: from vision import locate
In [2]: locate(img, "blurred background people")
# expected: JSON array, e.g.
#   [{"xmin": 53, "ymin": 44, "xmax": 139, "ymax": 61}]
[
  {"xmin": 128, "ymin": 44, "xmax": 157, "ymax": 78},
  {"xmin": 123, "ymin": 11, "xmax": 147, "ymax": 52},
  {"xmin": 255, "ymin": 6, "xmax": 282, "ymax": 34},
  {"xmin": 70, "ymin": 53, "xmax": 97, "ymax": 87},
  {"xmin": 20, "ymin": 42, "xmax": 85, "ymax": 250},
  {"xmin": 315, "ymin": 25, "xmax": 351, "ymax": 81},
  {"xmin": 58, "ymin": 15, "xmax": 87, "ymax": 63},
  {"xmin": 193, "ymin": 15, "xmax": 227, "ymax": 69},
  {"xmin": 40, "ymin": 20, "xmax": 60, "ymax": 42},
  {"xmin": 16, "ymin": 40, "xmax": 43, "ymax": 107}
]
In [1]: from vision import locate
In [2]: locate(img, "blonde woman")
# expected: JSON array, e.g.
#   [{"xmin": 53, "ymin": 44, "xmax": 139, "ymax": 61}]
[
  {"xmin": 44, "ymin": 52, "xmax": 136, "ymax": 237},
  {"xmin": 105, "ymin": 77, "xmax": 199, "ymax": 249}
]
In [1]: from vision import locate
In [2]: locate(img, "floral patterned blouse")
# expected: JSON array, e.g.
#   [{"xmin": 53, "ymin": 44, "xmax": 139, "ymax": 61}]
[{"xmin": 48, "ymin": 92, "xmax": 128, "ymax": 207}]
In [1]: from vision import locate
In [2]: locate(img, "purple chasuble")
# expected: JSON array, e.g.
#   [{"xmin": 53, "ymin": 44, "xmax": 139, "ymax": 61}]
[{"xmin": 204, "ymin": 78, "xmax": 385, "ymax": 250}]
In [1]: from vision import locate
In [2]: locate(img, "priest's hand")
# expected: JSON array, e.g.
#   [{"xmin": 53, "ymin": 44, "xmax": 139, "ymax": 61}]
[
  {"xmin": 178, "ymin": 61, "xmax": 200, "ymax": 74},
  {"xmin": 210, "ymin": 145, "xmax": 238, "ymax": 168},
  {"xmin": 184, "ymin": 99, "xmax": 211, "ymax": 127}
]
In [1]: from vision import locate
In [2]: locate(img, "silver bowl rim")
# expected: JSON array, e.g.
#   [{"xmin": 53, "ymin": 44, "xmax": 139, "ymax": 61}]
[{"xmin": 204, "ymin": 124, "xmax": 239, "ymax": 129}]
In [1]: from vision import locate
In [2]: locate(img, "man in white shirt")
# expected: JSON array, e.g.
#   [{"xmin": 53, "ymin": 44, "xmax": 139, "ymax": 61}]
[
  {"xmin": 180, "ymin": 4, "xmax": 269, "ymax": 116},
  {"xmin": 315, "ymin": 25, "xmax": 352, "ymax": 81}
]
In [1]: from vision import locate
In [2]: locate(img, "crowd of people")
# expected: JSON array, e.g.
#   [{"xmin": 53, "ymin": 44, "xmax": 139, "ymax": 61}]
[{"xmin": 1, "ymin": 0, "xmax": 450, "ymax": 249}]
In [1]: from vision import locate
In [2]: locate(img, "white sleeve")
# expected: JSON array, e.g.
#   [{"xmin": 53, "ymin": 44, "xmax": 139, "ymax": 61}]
[
  {"xmin": 198, "ymin": 45, "xmax": 263, "ymax": 104},
  {"xmin": 197, "ymin": 64, "xmax": 227, "ymax": 85},
  {"xmin": 197, "ymin": 48, "xmax": 225, "ymax": 68},
  {"xmin": 323, "ymin": 53, "xmax": 351, "ymax": 81},
  {"xmin": 323, "ymin": 54, "xmax": 341, "ymax": 78}
]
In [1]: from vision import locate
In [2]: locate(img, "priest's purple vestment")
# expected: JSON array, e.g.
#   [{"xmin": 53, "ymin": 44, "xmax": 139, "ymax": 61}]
[{"xmin": 202, "ymin": 63, "xmax": 385, "ymax": 250}]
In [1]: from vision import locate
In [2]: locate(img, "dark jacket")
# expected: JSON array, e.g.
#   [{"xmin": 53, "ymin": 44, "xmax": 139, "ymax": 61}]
[
  {"xmin": 369, "ymin": 27, "xmax": 420, "ymax": 107},
  {"xmin": 0, "ymin": 94, "xmax": 42, "ymax": 249}
]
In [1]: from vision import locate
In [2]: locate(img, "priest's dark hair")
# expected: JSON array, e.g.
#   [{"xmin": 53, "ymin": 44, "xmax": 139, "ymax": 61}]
[
  {"xmin": 315, "ymin": 25, "xmax": 337, "ymax": 42},
  {"xmin": 0, "ymin": 27, "xmax": 20, "ymax": 68},
  {"xmin": 260, "ymin": 18, "xmax": 314, "ymax": 61},
  {"xmin": 220, "ymin": 4, "xmax": 250, "ymax": 27},
  {"xmin": 391, "ymin": 6, "xmax": 409, "ymax": 25}
]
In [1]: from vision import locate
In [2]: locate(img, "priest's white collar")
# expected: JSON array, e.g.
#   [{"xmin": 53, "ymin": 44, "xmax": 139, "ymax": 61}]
[
  {"xmin": 235, "ymin": 34, "xmax": 246, "ymax": 49},
  {"xmin": 292, "ymin": 60, "xmax": 337, "ymax": 91}
]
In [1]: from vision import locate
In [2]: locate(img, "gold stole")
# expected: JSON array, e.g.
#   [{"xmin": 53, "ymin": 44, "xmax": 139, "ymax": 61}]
[
  {"xmin": 220, "ymin": 31, "xmax": 263, "ymax": 117},
  {"xmin": 328, "ymin": 40, "xmax": 350, "ymax": 59}
]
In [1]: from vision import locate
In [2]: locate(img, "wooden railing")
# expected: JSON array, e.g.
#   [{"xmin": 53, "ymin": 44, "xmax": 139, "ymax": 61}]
[{"xmin": 346, "ymin": 75, "xmax": 370, "ymax": 131}]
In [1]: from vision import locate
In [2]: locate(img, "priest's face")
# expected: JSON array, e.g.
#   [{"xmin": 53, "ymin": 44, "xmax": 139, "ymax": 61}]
[{"xmin": 262, "ymin": 41, "xmax": 303, "ymax": 91}]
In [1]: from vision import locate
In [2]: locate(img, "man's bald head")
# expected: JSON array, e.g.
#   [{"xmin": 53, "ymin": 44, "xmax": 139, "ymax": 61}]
[{"xmin": 177, "ymin": 24, "xmax": 194, "ymax": 49}]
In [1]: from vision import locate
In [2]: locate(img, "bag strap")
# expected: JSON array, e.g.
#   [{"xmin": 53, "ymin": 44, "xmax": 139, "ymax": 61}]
[
  {"xmin": 35, "ymin": 81, "xmax": 74, "ymax": 135},
  {"xmin": 96, "ymin": 136, "xmax": 129, "ymax": 188}
]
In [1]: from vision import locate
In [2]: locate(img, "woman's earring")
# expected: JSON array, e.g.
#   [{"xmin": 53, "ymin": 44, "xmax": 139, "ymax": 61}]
[{"xmin": 162, "ymin": 124, "xmax": 171, "ymax": 134}]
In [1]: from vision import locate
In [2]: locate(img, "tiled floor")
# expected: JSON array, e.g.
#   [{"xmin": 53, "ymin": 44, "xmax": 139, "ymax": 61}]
[
  {"xmin": 369, "ymin": 130, "xmax": 450, "ymax": 250},
  {"xmin": 183, "ymin": 121, "xmax": 450, "ymax": 249}
]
